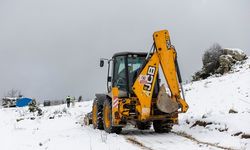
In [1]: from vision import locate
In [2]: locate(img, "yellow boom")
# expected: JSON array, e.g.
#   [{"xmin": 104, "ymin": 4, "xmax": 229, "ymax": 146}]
[{"xmin": 133, "ymin": 30, "xmax": 188, "ymax": 120}]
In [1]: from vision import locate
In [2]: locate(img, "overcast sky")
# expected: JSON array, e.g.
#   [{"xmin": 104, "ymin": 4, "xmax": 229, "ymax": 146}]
[{"xmin": 0, "ymin": 0, "xmax": 249, "ymax": 101}]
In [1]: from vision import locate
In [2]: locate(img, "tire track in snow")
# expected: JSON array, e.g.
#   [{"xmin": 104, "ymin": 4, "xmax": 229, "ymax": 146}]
[
  {"xmin": 126, "ymin": 136, "xmax": 154, "ymax": 150},
  {"xmin": 122, "ymin": 129, "xmax": 209, "ymax": 150},
  {"xmin": 122, "ymin": 129, "xmax": 237, "ymax": 150},
  {"xmin": 171, "ymin": 131, "xmax": 238, "ymax": 150},
  {"xmin": 123, "ymin": 130, "xmax": 156, "ymax": 150}
]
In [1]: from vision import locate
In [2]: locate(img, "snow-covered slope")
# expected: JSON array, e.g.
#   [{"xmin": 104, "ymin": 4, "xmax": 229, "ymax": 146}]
[
  {"xmin": 0, "ymin": 58, "xmax": 249, "ymax": 150},
  {"xmin": 174, "ymin": 58, "xmax": 250, "ymax": 149}
]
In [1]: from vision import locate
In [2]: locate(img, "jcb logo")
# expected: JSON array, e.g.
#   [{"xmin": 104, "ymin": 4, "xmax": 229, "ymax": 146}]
[{"xmin": 143, "ymin": 66, "xmax": 156, "ymax": 97}]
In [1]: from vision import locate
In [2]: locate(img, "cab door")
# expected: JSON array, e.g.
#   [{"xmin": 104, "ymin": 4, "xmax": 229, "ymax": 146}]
[{"xmin": 112, "ymin": 56, "xmax": 128, "ymax": 98}]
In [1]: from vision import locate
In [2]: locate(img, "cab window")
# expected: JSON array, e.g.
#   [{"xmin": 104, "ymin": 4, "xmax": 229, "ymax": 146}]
[
  {"xmin": 127, "ymin": 55, "xmax": 145, "ymax": 92},
  {"xmin": 113, "ymin": 56, "xmax": 127, "ymax": 91}
]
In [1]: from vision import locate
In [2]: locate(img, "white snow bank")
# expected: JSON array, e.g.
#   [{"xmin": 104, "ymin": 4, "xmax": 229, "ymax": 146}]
[{"xmin": 174, "ymin": 57, "xmax": 250, "ymax": 150}]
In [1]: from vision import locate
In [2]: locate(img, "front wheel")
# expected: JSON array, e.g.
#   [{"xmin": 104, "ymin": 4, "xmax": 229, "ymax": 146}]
[
  {"xmin": 92, "ymin": 99, "xmax": 103, "ymax": 129},
  {"xmin": 103, "ymin": 99, "xmax": 122, "ymax": 134}
]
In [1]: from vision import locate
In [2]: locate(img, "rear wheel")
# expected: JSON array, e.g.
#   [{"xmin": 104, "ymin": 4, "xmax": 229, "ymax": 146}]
[
  {"xmin": 103, "ymin": 99, "xmax": 122, "ymax": 134},
  {"xmin": 92, "ymin": 99, "xmax": 103, "ymax": 129},
  {"xmin": 153, "ymin": 120, "xmax": 173, "ymax": 133},
  {"xmin": 136, "ymin": 121, "xmax": 152, "ymax": 130}
]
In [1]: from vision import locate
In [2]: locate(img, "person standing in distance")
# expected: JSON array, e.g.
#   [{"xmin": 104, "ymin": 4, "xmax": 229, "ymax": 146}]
[{"xmin": 66, "ymin": 96, "xmax": 71, "ymax": 108}]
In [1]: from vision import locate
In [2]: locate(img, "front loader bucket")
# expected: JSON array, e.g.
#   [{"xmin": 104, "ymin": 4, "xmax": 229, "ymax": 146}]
[
  {"xmin": 84, "ymin": 112, "xmax": 92, "ymax": 126},
  {"xmin": 156, "ymin": 85, "xmax": 178, "ymax": 113}
]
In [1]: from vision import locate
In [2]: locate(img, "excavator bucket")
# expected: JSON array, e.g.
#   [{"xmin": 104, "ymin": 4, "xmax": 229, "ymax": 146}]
[
  {"xmin": 84, "ymin": 112, "xmax": 92, "ymax": 126},
  {"xmin": 156, "ymin": 84, "xmax": 179, "ymax": 113}
]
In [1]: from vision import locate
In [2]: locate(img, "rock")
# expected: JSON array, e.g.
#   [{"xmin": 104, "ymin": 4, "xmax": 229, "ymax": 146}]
[
  {"xmin": 30, "ymin": 117, "xmax": 35, "ymax": 120},
  {"xmin": 232, "ymin": 132, "xmax": 242, "ymax": 136},
  {"xmin": 241, "ymin": 134, "xmax": 250, "ymax": 139},
  {"xmin": 202, "ymin": 114, "xmax": 207, "ymax": 119},
  {"xmin": 222, "ymin": 48, "xmax": 247, "ymax": 61},
  {"xmin": 192, "ymin": 69, "xmax": 210, "ymax": 81},
  {"xmin": 216, "ymin": 55, "xmax": 236, "ymax": 74},
  {"xmin": 192, "ymin": 48, "xmax": 247, "ymax": 80},
  {"xmin": 16, "ymin": 118, "xmax": 24, "ymax": 122},
  {"xmin": 49, "ymin": 116, "xmax": 55, "ymax": 119},
  {"xmin": 229, "ymin": 108, "xmax": 238, "ymax": 114},
  {"xmin": 190, "ymin": 120, "xmax": 212, "ymax": 128},
  {"xmin": 218, "ymin": 128, "xmax": 228, "ymax": 132}
]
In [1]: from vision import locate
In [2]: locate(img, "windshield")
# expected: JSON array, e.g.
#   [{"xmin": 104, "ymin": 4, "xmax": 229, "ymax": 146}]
[{"xmin": 112, "ymin": 54, "xmax": 146, "ymax": 97}]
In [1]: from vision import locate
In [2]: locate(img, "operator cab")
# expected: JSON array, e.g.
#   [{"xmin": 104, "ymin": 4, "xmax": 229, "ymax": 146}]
[{"xmin": 101, "ymin": 52, "xmax": 159, "ymax": 98}]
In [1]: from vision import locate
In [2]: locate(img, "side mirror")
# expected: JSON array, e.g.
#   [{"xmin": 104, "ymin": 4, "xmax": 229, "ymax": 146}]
[
  {"xmin": 107, "ymin": 76, "xmax": 111, "ymax": 82},
  {"xmin": 100, "ymin": 60, "xmax": 104, "ymax": 67}
]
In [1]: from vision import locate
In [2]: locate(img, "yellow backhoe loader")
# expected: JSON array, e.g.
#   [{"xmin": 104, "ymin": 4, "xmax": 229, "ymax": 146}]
[{"xmin": 84, "ymin": 30, "xmax": 188, "ymax": 133}]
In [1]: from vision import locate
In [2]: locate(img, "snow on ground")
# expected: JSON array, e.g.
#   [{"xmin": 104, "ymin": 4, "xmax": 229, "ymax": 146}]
[
  {"xmin": 0, "ymin": 102, "xmax": 138, "ymax": 150},
  {"xmin": 0, "ymin": 101, "xmax": 212, "ymax": 150},
  {"xmin": 174, "ymin": 58, "xmax": 250, "ymax": 150},
  {"xmin": 0, "ymin": 58, "xmax": 249, "ymax": 150}
]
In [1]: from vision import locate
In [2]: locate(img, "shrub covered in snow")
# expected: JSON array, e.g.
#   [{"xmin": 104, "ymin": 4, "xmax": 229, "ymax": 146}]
[{"xmin": 202, "ymin": 43, "xmax": 223, "ymax": 73}]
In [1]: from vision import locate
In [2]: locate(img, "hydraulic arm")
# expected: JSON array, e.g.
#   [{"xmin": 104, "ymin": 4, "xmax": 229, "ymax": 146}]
[{"xmin": 132, "ymin": 30, "xmax": 188, "ymax": 120}]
